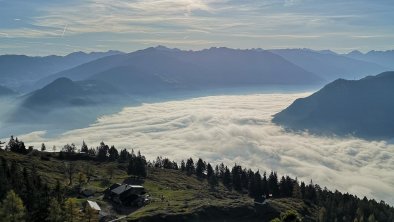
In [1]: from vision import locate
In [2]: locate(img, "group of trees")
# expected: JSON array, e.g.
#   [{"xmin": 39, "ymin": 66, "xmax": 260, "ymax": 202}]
[
  {"xmin": 0, "ymin": 156, "xmax": 53, "ymax": 221},
  {"xmin": 151, "ymin": 155, "xmax": 394, "ymax": 222},
  {"xmin": 3, "ymin": 136, "xmax": 28, "ymax": 154},
  {"xmin": 1, "ymin": 136, "xmax": 394, "ymax": 222},
  {"xmin": 127, "ymin": 150, "xmax": 147, "ymax": 177},
  {"xmin": 0, "ymin": 156, "xmax": 99, "ymax": 222}
]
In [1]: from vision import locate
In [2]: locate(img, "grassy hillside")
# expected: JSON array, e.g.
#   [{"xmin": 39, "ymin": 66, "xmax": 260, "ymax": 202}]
[{"xmin": 0, "ymin": 150, "xmax": 318, "ymax": 221}]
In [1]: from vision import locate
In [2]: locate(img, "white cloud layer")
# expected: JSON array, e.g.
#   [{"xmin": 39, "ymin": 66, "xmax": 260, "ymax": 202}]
[{"xmin": 17, "ymin": 93, "xmax": 394, "ymax": 205}]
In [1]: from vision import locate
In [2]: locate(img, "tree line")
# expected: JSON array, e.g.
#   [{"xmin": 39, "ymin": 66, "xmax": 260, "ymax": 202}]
[
  {"xmin": 149, "ymin": 157, "xmax": 394, "ymax": 222},
  {"xmin": 1, "ymin": 136, "xmax": 394, "ymax": 222}
]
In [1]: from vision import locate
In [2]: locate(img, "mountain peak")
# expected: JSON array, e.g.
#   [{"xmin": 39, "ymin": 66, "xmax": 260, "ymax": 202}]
[
  {"xmin": 317, "ymin": 50, "xmax": 337, "ymax": 55},
  {"xmin": 348, "ymin": 50, "xmax": 363, "ymax": 56},
  {"xmin": 154, "ymin": 45, "xmax": 181, "ymax": 52}
]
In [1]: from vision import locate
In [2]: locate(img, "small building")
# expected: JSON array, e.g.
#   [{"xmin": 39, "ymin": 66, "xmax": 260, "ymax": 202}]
[
  {"xmin": 84, "ymin": 200, "xmax": 101, "ymax": 212},
  {"xmin": 105, "ymin": 184, "xmax": 146, "ymax": 206}
]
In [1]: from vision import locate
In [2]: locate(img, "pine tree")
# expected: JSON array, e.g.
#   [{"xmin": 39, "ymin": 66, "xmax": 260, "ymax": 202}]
[
  {"xmin": 108, "ymin": 145, "xmax": 119, "ymax": 161},
  {"xmin": 127, "ymin": 151, "xmax": 147, "ymax": 177},
  {"xmin": 300, "ymin": 181, "xmax": 306, "ymax": 198},
  {"xmin": 185, "ymin": 158, "xmax": 195, "ymax": 176},
  {"xmin": 195, "ymin": 158, "xmax": 206, "ymax": 178},
  {"xmin": 6, "ymin": 136, "xmax": 27, "ymax": 154},
  {"xmin": 54, "ymin": 180, "xmax": 64, "ymax": 203},
  {"xmin": 268, "ymin": 171, "xmax": 279, "ymax": 197},
  {"xmin": 180, "ymin": 160, "xmax": 186, "ymax": 171},
  {"xmin": 231, "ymin": 164, "xmax": 242, "ymax": 191},
  {"xmin": 64, "ymin": 198, "xmax": 81, "ymax": 222},
  {"xmin": 253, "ymin": 171, "xmax": 262, "ymax": 199},
  {"xmin": 318, "ymin": 207, "xmax": 327, "ymax": 222},
  {"xmin": 118, "ymin": 149, "xmax": 129, "ymax": 163},
  {"xmin": 62, "ymin": 143, "xmax": 77, "ymax": 153},
  {"xmin": 292, "ymin": 180, "xmax": 302, "ymax": 199},
  {"xmin": 80, "ymin": 141, "xmax": 88, "ymax": 153},
  {"xmin": 64, "ymin": 162, "xmax": 76, "ymax": 185},
  {"xmin": 0, "ymin": 157, "xmax": 9, "ymax": 200},
  {"xmin": 206, "ymin": 163, "xmax": 214, "ymax": 178},
  {"xmin": 0, "ymin": 190, "xmax": 26, "ymax": 222},
  {"xmin": 78, "ymin": 172, "xmax": 87, "ymax": 188},
  {"xmin": 84, "ymin": 205, "xmax": 99, "ymax": 222},
  {"xmin": 47, "ymin": 198, "xmax": 63, "ymax": 222},
  {"xmin": 222, "ymin": 167, "xmax": 231, "ymax": 187},
  {"xmin": 96, "ymin": 142, "xmax": 109, "ymax": 161},
  {"xmin": 41, "ymin": 143, "xmax": 46, "ymax": 152}
]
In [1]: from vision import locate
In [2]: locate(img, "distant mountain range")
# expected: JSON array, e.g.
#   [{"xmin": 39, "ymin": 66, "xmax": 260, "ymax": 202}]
[
  {"xmin": 1, "ymin": 46, "xmax": 393, "ymax": 96},
  {"xmin": 273, "ymin": 71, "xmax": 394, "ymax": 139},
  {"xmin": 344, "ymin": 50, "xmax": 394, "ymax": 70},
  {"xmin": 36, "ymin": 46, "xmax": 322, "ymax": 91},
  {"xmin": 269, "ymin": 49, "xmax": 388, "ymax": 81},
  {"xmin": 0, "ymin": 50, "xmax": 123, "ymax": 92}
]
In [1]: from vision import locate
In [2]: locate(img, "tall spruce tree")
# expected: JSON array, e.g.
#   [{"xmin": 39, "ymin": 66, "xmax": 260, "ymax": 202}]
[
  {"xmin": 0, "ymin": 190, "xmax": 26, "ymax": 222},
  {"xmin": 195, "ymin": 158, "xmax": 206, "ymax": 178},
  {"xmin": 47, "ymin": 198, "xmax": 63, "ymax": 222},
  {"xmin": 80, "ymin": 141, "xmax": 88, "ymax": 153},
  {"xmin": 63, "ymin": 198, "xmax": 81, "ymax": 222}
]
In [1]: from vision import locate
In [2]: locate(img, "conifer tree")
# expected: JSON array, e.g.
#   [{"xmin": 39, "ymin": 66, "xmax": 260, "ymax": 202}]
[
  {"xmin": 64, "ymin": 198, "xmax": 81, "ymax": 222},
  {"xmin": 222, "ymin": 167, "xmax": 231, "ymax": 187},
  {"xmin": 0, "ymin": 190, "xmax": 26, "ymax": 222},
  {"xmin": 64, "ymin": 162, "xmax": 76, "ymax": 185},
  {"xmin": 195, "ymin": 158, "xmax": 206, "ymax": 178},
  {"xmin": 185, "ymin": 158, "xmax": 195, "ymax": 176},
  {"xmin": 180, "ymin": 160, "xmax": 186, "ymax": 171},
  {"xmin": 206, "ymin": 163, "xmax": 214, "ymax": 178},
  {"xmin": 41, "ymin": 143, "xmax": 46, "ymax": 152},
  {"xmin": 96, "ymin": 142, "xmax": 109, "ymax": 161},
  {"xmin": 80, "ymin": 141, "xmax": 88, "ymax": 153},
  {"xmin": 108, "ymin": 145, "xmax": 119, "ymax": 161},
  {"xmin": 84, "ymin": 205, "xmax": 99, "ymax": 222},
  {"xmin": 47, "ymin": 198, "xmax": 63, "ymax": 222}
]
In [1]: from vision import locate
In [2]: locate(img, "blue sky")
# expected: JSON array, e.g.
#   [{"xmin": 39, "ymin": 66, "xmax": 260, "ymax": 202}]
[{"xmin": 1, "ymin": 0, "xmax": 394, "ymax": 55}]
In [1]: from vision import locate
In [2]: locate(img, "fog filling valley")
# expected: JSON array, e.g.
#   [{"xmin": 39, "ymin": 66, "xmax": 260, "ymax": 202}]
[{"xmin": 10, "ymin": 93, "xmax": 394, "ymax": 205}]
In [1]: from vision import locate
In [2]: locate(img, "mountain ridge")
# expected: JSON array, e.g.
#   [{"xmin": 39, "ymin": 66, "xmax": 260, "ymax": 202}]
[
  {"xmin": 272, "ymin": 71, "xmax": 394, "ymax": 139},
  {"xmin": 36, "ymin": 46, "xmax": 322, "ymax": 91},
  {"xmin": 0, "ymin": 50, "xmax": 123, "ymax": 92}
]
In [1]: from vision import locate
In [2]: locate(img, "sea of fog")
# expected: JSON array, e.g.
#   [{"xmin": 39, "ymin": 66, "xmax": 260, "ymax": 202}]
[{"xmin": 4, "ymin": 93, "xmax": 394, "ymax": 205}]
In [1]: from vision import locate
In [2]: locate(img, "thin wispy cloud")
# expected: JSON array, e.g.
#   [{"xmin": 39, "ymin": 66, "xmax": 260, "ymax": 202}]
[
  {"xmin": 15, "ymin": 93, "xmax": 394, "ymax": 205},
  {"xmin": 1, "ymin": 0, "xmax": 394, "ymax": 55},
  {"xmin": 61, "ymin": 24, "xmax": 67, "ymax": 37}
]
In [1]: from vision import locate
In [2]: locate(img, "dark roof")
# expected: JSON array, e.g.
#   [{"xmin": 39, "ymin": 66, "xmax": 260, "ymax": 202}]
[
  {"xmin": 108, "ymin": 183, "xmax": 122, "ymax": 191},
  {"xmin": 111, "ymin": 184, "xmax": 144, "ymax": 195}
]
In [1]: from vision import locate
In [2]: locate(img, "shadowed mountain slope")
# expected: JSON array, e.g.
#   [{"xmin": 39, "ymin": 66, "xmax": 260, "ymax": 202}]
[
  {"xmin": 0, "ymin": 50, "xmax": 123, "ymax": 92},
  {"xmin": 273, "ymin": 71, "xmax": 394, "ymax": 139}
]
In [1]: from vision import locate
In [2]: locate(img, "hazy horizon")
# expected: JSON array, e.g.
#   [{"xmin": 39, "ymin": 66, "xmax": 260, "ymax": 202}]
[{"xmin": 2, "ymin": 45, "xmax": 394, "ymax": 57}]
